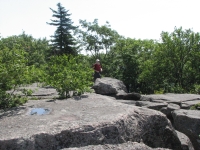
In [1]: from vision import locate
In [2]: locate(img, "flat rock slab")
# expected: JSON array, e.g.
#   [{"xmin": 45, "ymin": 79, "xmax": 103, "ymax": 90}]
[
  {"xmin": 7, "ymin": 83, "xmax": 59, "ymax": 99},
  {"xmin": 135, "ymin": 101, "xmax": 168, "ymax": 110},
  {"xmin": 141, "ymin": 93, "xmax": 200, "ymax": 105},
  {"xmin": 181, "ymin": 100, "xmax": 200, "ymax": 109},
  {"xmin": 0, "ymin": 93, "xmax": 181, "ymax": 150},
  {"xmin": 0, "ymin": 94, "xmax": 119, "ymax": 140},
  {"xmin": 115, "ymin": 99, "xmax": 137, "ymax": 105}
]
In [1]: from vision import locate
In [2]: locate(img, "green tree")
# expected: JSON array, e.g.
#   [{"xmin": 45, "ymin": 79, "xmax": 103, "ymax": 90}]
[
  {"xmin": 47, "ymin": 3, "xmax": 78, "ymax": 56},
  {"xmin": 136, "ymin": 39, "xmax": 157, "ymax": 93},
  {"xmin": 0, "ymin": 33, "xmax": 50, "ymax": 108},
  {"xmin": 104, "ymin": 38, "xmax": 141, "ymax": 92},
  {"xmin": 18, "ymin": 33, "xmax": 50, "ymax": 67},
  {"xmin": 76, "ymin": 19, "xmax": 121, "ymax": 59},
  {"xmin": 103, "ymin": 38, "xmax": 157, "ymax": 93},
  {"xmin": 153, "ymin": 27, "xmax": 200, "ymax": 92},
  {"xmin": 0, "ymin": 32, "xmax": 50, "ymax": 67},
  {"xmin": 45, "ymin": 55, "xmax": 93, "ymax": 98},
  {"xmin": 0, "ymin": 39, "xmax": 30, "ymax": 90},
  {"xmin": 138, "ymin": 27, "xmax": 200, "ymax": 93},
  {"xmin": 0, "ymin": 44, "xmax": 30, "ymax": 108}
]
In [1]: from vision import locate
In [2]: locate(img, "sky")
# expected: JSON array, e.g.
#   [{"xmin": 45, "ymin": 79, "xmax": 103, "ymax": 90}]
[{"xmin": 0, "ymin": 0, "xmax": 200, "ymax": 41}]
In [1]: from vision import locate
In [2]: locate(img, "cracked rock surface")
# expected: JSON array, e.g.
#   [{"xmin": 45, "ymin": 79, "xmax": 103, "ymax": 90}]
[{"xmin": 0, "ymin": 93, "xmax": 181, "ymax": 150}]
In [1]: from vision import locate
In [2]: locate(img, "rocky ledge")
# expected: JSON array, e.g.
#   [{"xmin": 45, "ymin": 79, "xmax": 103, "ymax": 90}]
[
  {"xmin": 1, "ymin": 78, "xmax": 199, "ymax": 150},
  {"xmin": 0, "ymin": 93, "xmax": 181, "ymax": 150}
]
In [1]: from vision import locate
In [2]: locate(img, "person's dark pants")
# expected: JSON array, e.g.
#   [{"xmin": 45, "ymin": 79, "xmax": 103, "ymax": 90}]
[{"xmin": 93, "ymin": 71, "xmax": 101, "ymax": 82}]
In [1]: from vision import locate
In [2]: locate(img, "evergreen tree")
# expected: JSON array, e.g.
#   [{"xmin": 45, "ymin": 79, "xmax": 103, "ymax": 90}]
[{"xmin": 47, "ymin": 3, "xmax": 77, "ymax": 55}]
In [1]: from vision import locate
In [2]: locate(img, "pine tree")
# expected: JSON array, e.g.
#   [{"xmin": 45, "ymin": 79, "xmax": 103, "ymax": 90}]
[{"xmin": 47, "ymin": 3, "xmax": 77, "ymax": 55}]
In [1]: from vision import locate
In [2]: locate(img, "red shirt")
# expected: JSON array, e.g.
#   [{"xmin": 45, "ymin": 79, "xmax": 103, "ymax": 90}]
[{"xmin": 93, "ymin": 63, "xmax": 102, "ymax": 72}]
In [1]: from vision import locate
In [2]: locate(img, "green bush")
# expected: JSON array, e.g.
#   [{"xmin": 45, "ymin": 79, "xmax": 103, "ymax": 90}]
[
  {"xmin": 21, "ymin": 89, "xmax": 33, "ymax": 96},
  {"xmin": 154, "ymin": 89, "xmax": 164, "ymax": 94},
  {"xmin": 0, "ymin": 90, "xmax": 28, "ymax": 109},
  {"xmin": 27, "ymin": 65, "xmax": 47, "ymax": 83},
  {"xmin": 0, "ymin": 46, "xmax": 32, "ymax": 109},
  {"xmin": 0, "ymin": 47, "xmax": 31, "ymax": 90},
  {"xmin": 194, "ymin": 84, "xmax": 200, "ymax": 94},
  {"xmin": 45, "ymin": 55, "xmax": 93, "ymax": 98},
  {"xmin": 190, "ymin": 103, "xmax": 200, "ymax": 110}
]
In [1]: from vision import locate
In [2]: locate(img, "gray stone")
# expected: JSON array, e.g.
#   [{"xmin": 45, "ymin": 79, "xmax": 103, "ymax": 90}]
[
  {"xmin": 140, "ymin": 96, "xmax": 152, "ymax": 101},
  {"xmin": 172, "ymin": 109, "xmax": 200, "ymax": 150},
  {"xmin": 92, "ymin": 77, "xmax": 127, "ymax": 95},
  {"xmin": 62, "ymin": 141, "xmax": 172, "ymax": 150},
  {"xmin": 115, "ymin": 90, "xmax": 127, "ymax": 99},
  {"xmin": 160, "ymin": 104, "xmax": 180, "ymax": 120},
  {"xmin": 116, "ymin": 99, "xmax": 137, "ymax": 105},
  {"xmin": 135, "ymin": 101, "xmax": 168, "ymax": 110},
  {"xmin": 123, "ymin": 92, "xmax": 141, "ymax": 100},
  {"xmin": 181, "ymin": 100, "xmax": 200, "ymax": 109},
  {"xmin": 160, "ymin": 107, "xmax": 170, "ymax": 116},
  {"xmin": 0, "ymin": 93, "xmax": 181, "ymax": 150},
  {"xmin": 7, "ymin": 83, "xmax": 59, "ymax": 99},
  {"xmin": 116, "ymin": 92, "xmax": 141, "ymax": 101},
  {"xmin": 151, "ymin": 99, "xmax": 169, "ymax": 103},
  {"xmin": 176, "ymin": 130, "xmax": 194, "ymax": 150},
  {"xmin": 141, "ymin": 94, "xmax": 200, "ymax": 105},
  {"xmin": 168, "ymin": 103, "xmax": 180, "ymax": 111}
]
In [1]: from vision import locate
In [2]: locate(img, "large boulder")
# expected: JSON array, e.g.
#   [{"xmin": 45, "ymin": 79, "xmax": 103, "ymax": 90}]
[
  {"xmin": 0, "ymin": 93, "xmax": 182, "ymax": 150},
  {"xmin": 92, "ymin": 77, "xmax": 127, "ymax": 95},
  {"xmin": 172, "ymin": 109, "xmax": 200, "ymax": 150}
]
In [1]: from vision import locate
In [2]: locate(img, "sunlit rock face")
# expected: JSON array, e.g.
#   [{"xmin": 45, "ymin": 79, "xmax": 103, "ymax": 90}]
[{"xmin": 0, "ymin": 93, "xmax": 182, "ymax": 150}]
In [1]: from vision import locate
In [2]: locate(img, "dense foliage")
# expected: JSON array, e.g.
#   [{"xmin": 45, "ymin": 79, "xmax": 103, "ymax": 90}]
[
  {"xmin": 75, "ymin": 19, "xmax": 121, "ymax": 59},
  {"xmin": 1, "ymin": 3, "xmax": 200, "ymax": 109},
  {"xmin": 103, "ymin": 27, "xmax": 200, "ymax": 94},
  {"xmin": 0, "ymin": 36, "xmax": 30, "ymax": 108},
  {"xmin": 45, "ymin": 55, "xmax": 93, "ymax": 98}
]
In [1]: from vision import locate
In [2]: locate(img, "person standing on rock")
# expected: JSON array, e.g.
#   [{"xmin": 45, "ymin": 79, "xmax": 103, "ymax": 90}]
[{"xmin": 93, "ymin": 59, "xmax": 102, "ymax": 82}]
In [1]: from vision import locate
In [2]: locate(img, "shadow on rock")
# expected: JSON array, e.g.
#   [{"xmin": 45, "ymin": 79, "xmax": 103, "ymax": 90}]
[{"xmin": 0, "ymin": 106, "xmax": 26, "ymax": 119}]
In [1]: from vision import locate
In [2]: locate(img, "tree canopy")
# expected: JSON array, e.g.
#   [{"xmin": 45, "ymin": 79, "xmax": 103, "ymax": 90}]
[{"xmin": 75, "ymin": 19, "xmax": 121, "ymax": 58}]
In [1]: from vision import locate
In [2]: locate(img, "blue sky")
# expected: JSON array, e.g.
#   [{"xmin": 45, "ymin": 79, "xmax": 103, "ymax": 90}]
[{"xmin": 0, "ymin": 0, "xmax": 200, "ymax": 40}]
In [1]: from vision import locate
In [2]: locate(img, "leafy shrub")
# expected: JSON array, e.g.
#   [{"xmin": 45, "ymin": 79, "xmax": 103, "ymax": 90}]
[
  {"xmin": 0, "ymin": 42, "xmax": 36, "ymax": 109},
  {"xmin": 154, "ymin": 89, "xmax": 164, "ymax": 94},
  {"xmin": 21, "ymin": 89, "xmax": 33, "ymax": 96},
  {"xmin": 45, "ymin": 55, "xmax": 93, "ymax": 98},
  {"xmin": 190, "ymin": 103, "xmax": 200, "ymax": 110},
  {"xmin": 0, "ymin": 47, "xmax": 30, "ymax": 90},
  {"xmin": 194, "ymin": 84, "xmax": 200, "ymax": 94},
  {"xmin": 27, "ymin": 65, "xmax": 47, "ymax": 83},
  {"xmin": 0, "ymin": 90, "xmax": 28, "ymax": 109}
]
